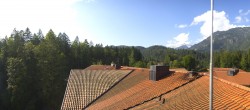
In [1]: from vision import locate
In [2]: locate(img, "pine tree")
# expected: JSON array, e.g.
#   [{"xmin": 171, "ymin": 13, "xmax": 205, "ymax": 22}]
[
  {"xmin": 240, "ymin": 53, "xmax": 248, "ymax": 71},
  {"xmin": 35, "ymin": 29, "xmax": 69, "ymax": 110},
  {"xmin": 6, "ymin": 58, "xmax": 27, "ymax": 110},
  {"xmin": 164, "ymin": 55, "xmax": 170, "ymax": 66}
]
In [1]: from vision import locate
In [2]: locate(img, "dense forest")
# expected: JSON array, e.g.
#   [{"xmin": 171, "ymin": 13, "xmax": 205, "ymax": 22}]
[
  {"xmin": 0, "ymin": 28, "xmax": 144, "ymax": 110},
  {"xmin": 1, "ymin": 28, "xmax": 250, "ymax": 110},
  {"xmin": 136, "ymin": 45, "xmax": 209, "ymax": 71}
]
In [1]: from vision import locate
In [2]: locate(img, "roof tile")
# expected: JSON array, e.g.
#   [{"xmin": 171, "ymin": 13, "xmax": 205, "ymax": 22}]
[
  {"xmin": 131, "ymin": 76, "xmax": 250, "ymax": 110},
  {"xmin": 213, "ymin": 68, "xmax": 250, "ymax": 86},
  {"xmin": 88, "ymin": 69, "xmax": 195, "ymax": 110},
  {"xmin": 60, "ymin": 69, "xmax": 132, "ymax": 110}
]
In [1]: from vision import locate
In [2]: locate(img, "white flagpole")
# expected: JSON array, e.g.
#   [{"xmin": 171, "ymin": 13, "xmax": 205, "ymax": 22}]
[{"xmin": 209, "ymin": 0, "xmax": 214, "ymax": 110}]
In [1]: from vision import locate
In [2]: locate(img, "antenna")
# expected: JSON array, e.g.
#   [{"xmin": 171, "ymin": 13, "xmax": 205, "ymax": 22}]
[{"xmin": 209, "ymin": 0, "xmax": 214, "ymax": 110}]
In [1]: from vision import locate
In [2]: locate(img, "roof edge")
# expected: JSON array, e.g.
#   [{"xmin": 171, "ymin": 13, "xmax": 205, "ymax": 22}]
[
  {"xmin": 203, "ymin": 74, "xmax": 250, "ymax": 92},
  {"xmin": 60, "ymin": 70, "xmax": 73, "ymax": 110}
]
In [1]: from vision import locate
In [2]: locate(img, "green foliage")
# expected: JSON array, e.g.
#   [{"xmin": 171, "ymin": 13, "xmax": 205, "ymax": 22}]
[
  {"xmin": 134, "ymin": 61, "xmax": 146, "ymax": 68},
  {"xmin": 7, "ymin": 58, "xmax": 28, "ymax": 110},
  {"xmin": 139, "ymin": 45, "xmax": 167, "ymax": 62},
  {"xmin": 182, "ymin": 55, "xmax": 196, "ymax": 71},
  {"xmin": 0, "ymin": 38, "xmax": 10, "ymax": 110},
  {"xmin": 0, "ymin": 28, "xmax": 145, "ymax": 110},
  {"xmin": 138, "ymin": 45, "xmax": 208, "ymax": 70},
  {"xmin": 129, "ymin": 47, "xmax": 142, "ymax": 66},
  {"xmin": 171, "ymin": 60, "xmax": 181, "ymax": 68},
  {"xmin": 214, "ymin": 52, "xmax": 220, "ymax": 67},
  {"xmin": 219, "ymin": 51, "xmax": 230, "ymax": 67},
  {"xmin": 212, "ymin": 49, "xmax": 250, "ymax": 72},
  {"xmin": 164, "ymin": 55, "xmax": 170, "ymax": 66},
  {"xmin": 240, "ymin": 53, "xmax": 248, "ymax": 70}
]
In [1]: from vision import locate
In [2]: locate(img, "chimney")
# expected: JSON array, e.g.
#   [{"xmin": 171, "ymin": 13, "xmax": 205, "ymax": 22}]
[
  {"xmin": 227, "ymin": 68, "xmax": 239, "ymax": 76},
  {"xmin": 149, "ymin": 65, "xmax": 170, "ymax": 81}
]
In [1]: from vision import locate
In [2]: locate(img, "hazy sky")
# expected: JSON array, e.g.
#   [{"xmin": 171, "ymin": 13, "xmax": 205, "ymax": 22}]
[{"xmin": 0, "ymin": 0, "xmax": 250, "ymax": 47}]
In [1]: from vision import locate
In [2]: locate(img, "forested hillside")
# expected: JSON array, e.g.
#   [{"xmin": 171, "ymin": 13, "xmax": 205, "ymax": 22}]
[
  {"xmin": 190, "ymin": 27, "xmax": 250, "ymax": 51},
  {"xmin": 213, "ymin": 50, "xmax": 250, "ymax": 71},
  {"xmin": 137, "ymin": 45, "xmax": 250, "ymax": 72},
  {"xmin": 0, "ymin": 28, "xmax": 143, "ymax": 110},
  {"xmin": 137, "ymin": 45, "xmax": 209, "ymax": 70}
]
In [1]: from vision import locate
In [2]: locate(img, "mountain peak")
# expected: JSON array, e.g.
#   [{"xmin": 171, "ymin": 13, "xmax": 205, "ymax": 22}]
[{"xmin": 175, "ymin": 44, "xmax": 189, "ymax": 49}]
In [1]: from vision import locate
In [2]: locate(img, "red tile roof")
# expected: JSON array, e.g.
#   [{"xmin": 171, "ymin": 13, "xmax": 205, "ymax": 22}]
[
  {"xmin": 213, "ymin": 68, "xmax": 250, "ymax": 86},
  {"xmin": 87, "ymin": 69, "xmax": 196, "ymax": 110},
  {"xmin": 131, "ymin": 75, "xmax": 250, "ymax": 110},
  {"xmin": 60, "ymin": 69, "xmax": 132, "ymax": 110},
  {"xmin": 61, "ymin": 66, "xmax": 250, "ymax": 110},
  {"xmin": 169, "ymin": 68, "xmax": 188, "ymax": 73},
  {"xmin": 85, "ymin": 65, "xmax": 116, "ymax": 70}
]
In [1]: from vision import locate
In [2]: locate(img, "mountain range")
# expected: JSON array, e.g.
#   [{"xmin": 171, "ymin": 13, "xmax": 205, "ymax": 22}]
[
  {"xmin": 121, "ymin": 27, "xmax": 250, "ymax": 53},
  {"xmin": 189, "ymin": 27, "xmax": 250, "ymax": 51}
]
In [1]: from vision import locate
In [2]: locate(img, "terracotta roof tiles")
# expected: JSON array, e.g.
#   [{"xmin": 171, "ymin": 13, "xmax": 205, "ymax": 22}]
[
  {"xmin": 85, "ymin": 65, "xmax": 116, "ymax": 70},
  {"xmin": 213, "ymin": 68, "xmax": 250, "ymax": 86},
  {"xmin": 61, "ymin": 66, "xmax": 250, "ymax": 110},
  {"xmin": 131, "ymin": 76, "xmax": 250, "ymax": 110},
  {"xmin": 60, "ymin": 69, "xmax": 132, "ymax": 110},
  {"xmin": 87, "ymin": 69, "xmax": 196, "ymax": 110}
]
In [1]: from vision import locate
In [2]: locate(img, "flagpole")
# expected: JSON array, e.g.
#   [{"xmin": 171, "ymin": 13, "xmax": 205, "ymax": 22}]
[{"xmin": 209, "ymin": 0, "xmax": 214, "ymax": 110}]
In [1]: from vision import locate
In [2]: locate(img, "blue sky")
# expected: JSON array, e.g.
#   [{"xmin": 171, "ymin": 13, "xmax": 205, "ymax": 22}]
[{"xmin": 0, "ymin": 0, "xmax": 250, "ymax": 47}]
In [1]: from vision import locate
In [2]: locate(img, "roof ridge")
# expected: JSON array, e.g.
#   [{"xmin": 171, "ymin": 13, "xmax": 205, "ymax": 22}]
[{"xmin": 203, "ymin": 74, "xmax": 250, "ymax": 92}]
